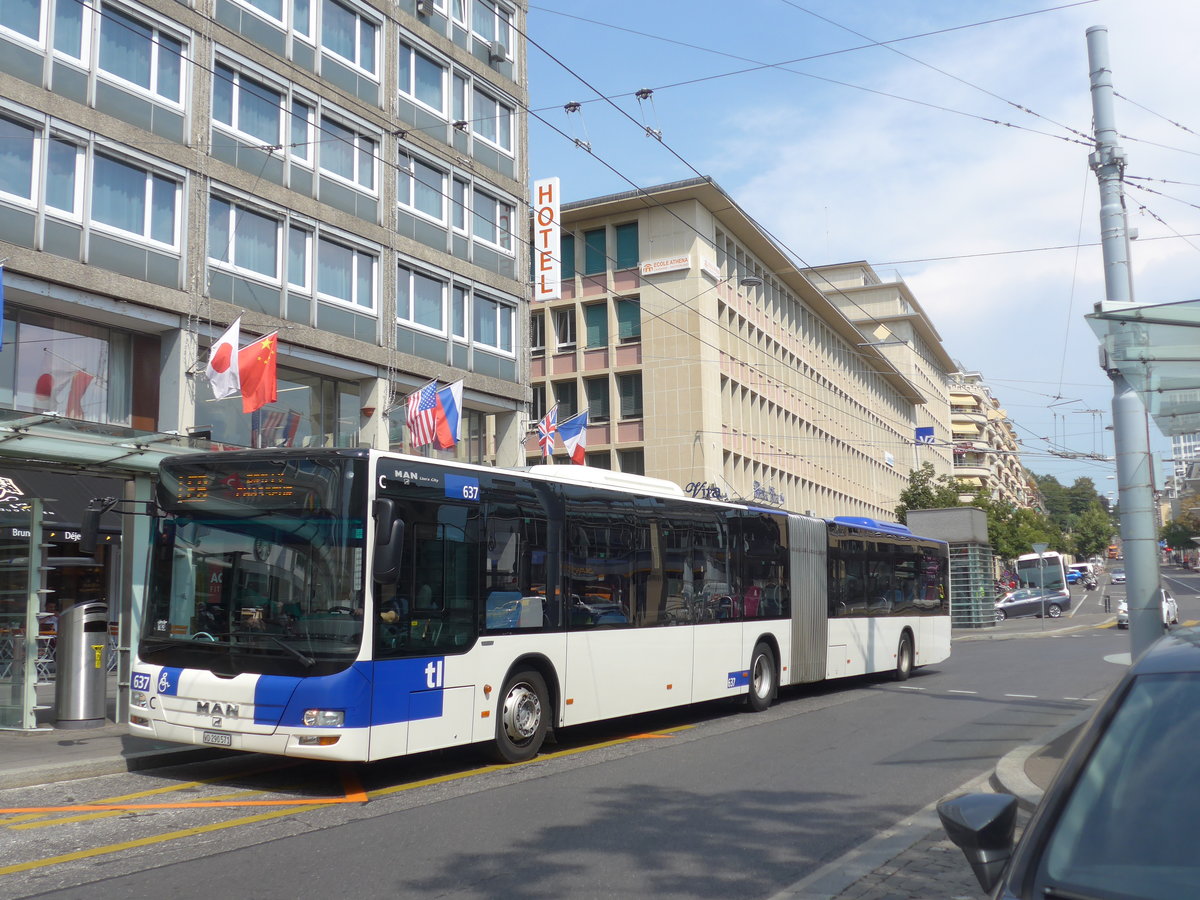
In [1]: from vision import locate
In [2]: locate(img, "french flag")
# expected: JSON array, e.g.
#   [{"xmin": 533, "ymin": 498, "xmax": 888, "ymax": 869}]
[
  {"xmin": 434, "ymin": 380, "xmax": 463, "ymax": 449},
  {"xmin": 557, "ymin": 410, "xmax": 588, "ymax": 465}
]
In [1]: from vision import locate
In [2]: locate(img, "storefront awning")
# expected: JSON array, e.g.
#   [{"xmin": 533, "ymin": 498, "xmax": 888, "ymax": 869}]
[
  {"xmin": 1088, "ymin": 297, "xmax": 1200, "ymax": 436},
  {"xmin": 0, "ymin": 468, "xmax": 125, "ymax": 530}
]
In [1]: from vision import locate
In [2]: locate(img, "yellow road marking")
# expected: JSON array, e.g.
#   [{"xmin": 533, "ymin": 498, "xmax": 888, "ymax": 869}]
[{"xmin": 5, "ymin": 789, "xmax": 277, "ymax": 826}]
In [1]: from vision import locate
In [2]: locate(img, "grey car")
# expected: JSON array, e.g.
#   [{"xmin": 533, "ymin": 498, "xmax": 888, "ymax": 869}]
[
  {"xmin": 994, "ymin": 587, "xmax": 1071, "ymax": 621},
  {"xmin": 939, "ymin": 627, "xmax": 1200, "ymax": 899}
]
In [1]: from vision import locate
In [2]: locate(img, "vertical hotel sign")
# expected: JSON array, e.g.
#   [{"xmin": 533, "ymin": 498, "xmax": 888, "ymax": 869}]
[{"xmin": 533, "ymin": 177, "xmax": 560, "ymax": 301}]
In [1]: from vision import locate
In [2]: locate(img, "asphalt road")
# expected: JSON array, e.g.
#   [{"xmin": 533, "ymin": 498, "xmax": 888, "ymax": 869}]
[{"xmin": 3, "ymin": 578, "xmax": 1195, "ymax": 899}]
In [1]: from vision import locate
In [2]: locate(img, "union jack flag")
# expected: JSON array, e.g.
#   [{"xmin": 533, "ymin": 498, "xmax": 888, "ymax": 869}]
[
  {"xmin": 537, "ymin": 405, "xmax": 557, "ymax": 458},
  {"xmin": 407, "ymin": 380, "xmax": 440, "ymax": 448}
]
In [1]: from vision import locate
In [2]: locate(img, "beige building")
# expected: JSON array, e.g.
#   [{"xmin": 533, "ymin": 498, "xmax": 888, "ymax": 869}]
[
  {"xmin": 526, "ymin": 178, "xmax": 954, "ymax": 520},
  {"xmin": 948, "ymin": 373, "xmax": 1030, "ymax": 507}
]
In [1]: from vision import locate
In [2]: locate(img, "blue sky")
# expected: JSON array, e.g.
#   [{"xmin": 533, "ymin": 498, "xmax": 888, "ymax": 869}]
[{"xmin": 524, "ymin": 0, "xmax": 1200, "ymax": 496}]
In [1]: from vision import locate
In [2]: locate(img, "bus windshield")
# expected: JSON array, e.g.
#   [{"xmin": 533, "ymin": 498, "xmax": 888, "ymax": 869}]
[{"xmin": 140, "ymin": 453, "xmax": 367, "ymax": 677}]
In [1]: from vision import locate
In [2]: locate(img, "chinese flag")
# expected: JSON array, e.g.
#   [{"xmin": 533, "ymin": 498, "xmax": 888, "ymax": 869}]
[{"xmin": 238, "ymin": 332, "xmax": 278, "ymax": 414}]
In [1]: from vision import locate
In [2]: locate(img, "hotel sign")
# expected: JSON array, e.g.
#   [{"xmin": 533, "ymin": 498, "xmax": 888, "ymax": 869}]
[
  {"xmin": 533, "ymin": 177, "xmax": 561, "ymax": 301},
  {"xmin": 640, "ymin": 255, "xmax": 691, "ymax": 277}
]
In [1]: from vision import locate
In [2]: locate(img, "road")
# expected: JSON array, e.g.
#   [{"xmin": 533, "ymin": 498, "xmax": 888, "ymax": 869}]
[{"xmin": 2, "ymin": 573, "xmax": 1197, "ymax": 899}]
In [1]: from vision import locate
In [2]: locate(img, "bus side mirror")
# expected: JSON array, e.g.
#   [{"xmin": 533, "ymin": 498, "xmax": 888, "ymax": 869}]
[
  {"xmin": 372, "ymin": 499, "xmax": 404, "ymax": 582},
  {"xmin": 81, "ymin": 497, "xmax": 119, "ymax": 554}
]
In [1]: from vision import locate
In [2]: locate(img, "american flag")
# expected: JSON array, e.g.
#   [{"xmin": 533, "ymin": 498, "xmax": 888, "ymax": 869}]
[
  {"xmin": 407, "ymin": 380, "xmax": 439, "ymax": 447},
  {"xmin": 537, "ymin": 405, "xmax": 557, "ymax": 458}
]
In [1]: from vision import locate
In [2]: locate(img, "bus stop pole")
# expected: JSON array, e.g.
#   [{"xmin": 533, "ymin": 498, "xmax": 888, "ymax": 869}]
[{"xmin": 1086, "ymin": 27, "xmax": 1160, "ymax": 662}]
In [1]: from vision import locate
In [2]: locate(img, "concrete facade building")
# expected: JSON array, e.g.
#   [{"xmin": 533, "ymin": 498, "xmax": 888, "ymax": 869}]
[
  {"xmin": 526, "ymin": 178, "xmax": 947, "ymax": 521},
  {"xmin": 0, "ymin": 0, "xmax": 529, "ymax": 719}
]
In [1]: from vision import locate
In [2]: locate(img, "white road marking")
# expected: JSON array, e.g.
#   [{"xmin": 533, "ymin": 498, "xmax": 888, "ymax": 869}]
[
  {"xmin": 947, "ymin": 689, "xmax": 978, "ymax": 694},
  {"xmin": 1004, "ymin": 693, "xmax": 1038, "ymax": 699}
]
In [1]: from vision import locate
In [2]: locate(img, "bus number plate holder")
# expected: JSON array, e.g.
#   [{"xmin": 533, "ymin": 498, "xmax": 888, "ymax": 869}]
[{"xmin": 202, "ymin": 730, "xmax": 233, "ymax": 747}]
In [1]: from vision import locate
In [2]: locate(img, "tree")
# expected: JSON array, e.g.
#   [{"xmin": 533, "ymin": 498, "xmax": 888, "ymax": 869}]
[
  {"xmin": 1161, "ymin": 508, "xmax": 1200, "ymax": 557},
  {"xmin": 1073, "ymin": 503, "xmax": 1114, "ymax": 560},
  {"xmin": 894, "ymin": 463, "xmax": 962, "ymax": 522}
]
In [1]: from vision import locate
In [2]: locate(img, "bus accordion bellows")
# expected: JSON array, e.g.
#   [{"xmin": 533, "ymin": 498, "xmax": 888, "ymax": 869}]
[{"xmin": 126, "ymin": 449, "xmax": 951, "ymax": 763}]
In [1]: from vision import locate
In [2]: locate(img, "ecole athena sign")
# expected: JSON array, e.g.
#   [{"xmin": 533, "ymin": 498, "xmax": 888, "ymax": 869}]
[{"xmin": 640, "ymin": 255, "xmax": 691, "ymax": 277}]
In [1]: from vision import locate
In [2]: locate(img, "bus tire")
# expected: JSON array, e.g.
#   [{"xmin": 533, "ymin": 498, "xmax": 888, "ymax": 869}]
[
  {"xmin": 489, "ymin": 669, "xmax": 549, "ymax": 764},
  {"xmin": 746, "ymin": 643, "xmax": 776, "ymax": 712},
  {"xmin": 894, "ymin": 633, "xmax": 914, "ymax": 682}
]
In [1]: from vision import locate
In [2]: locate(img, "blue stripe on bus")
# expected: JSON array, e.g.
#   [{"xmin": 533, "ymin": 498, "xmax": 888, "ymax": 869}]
[
  {"xmin": 253, "ymin": 658, "xmax": 447, "ymax": 727},
  {"xmin": 728, "ymin": 669, "xmax": 750, "ymax": 688}
]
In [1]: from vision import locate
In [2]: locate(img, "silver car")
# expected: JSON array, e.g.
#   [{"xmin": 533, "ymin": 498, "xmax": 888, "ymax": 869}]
[{"xmin": 994, "ymin": 587, "xmax": 1071, "ymax": 621}]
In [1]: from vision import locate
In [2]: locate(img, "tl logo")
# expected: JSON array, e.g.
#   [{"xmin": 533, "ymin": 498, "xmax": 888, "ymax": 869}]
[{"xmin": 424, "ymin": 659, "xmax": 444, "ymax": 689}]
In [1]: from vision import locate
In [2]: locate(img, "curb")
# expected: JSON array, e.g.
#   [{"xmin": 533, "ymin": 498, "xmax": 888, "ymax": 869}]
[
  {"xmin": 0, "ymin": 745, "xmax": 233, "ymax": 792},
  {"xmin": 990, "ymin": 708, "xmax": 1094, "ymax": 811}
]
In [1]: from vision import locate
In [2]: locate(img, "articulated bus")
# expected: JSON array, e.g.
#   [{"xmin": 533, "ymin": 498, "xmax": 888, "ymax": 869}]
[
  {"xmin": 1015, "ymin": 550, "xmax": 1068, "ymax": 594},
  {"xmin": 126, "ymin": 449, "xmax": 950, "ymax": 763}
]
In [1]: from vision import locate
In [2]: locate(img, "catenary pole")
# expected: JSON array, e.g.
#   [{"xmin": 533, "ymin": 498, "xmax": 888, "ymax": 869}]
[{"xmin": 1086, "ymin": 26, "xmax": 1161, "ymax": 661}]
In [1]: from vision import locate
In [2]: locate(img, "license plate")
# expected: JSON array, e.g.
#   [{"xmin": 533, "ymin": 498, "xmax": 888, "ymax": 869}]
[{"xmin": 202, "ymin": 730, "xmax": 232, "ymax": 747}]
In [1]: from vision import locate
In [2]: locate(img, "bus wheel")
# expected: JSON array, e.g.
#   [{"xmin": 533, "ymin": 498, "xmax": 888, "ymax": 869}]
[
  {"xmin": 746, "ymin": 643, "xmax": 776, "ymax": 712},
  {"xmin": 489, "ymin": 669, "xmax": 549, "ymax": 764},
  {"xmin": 894, "ymin": 634, "xmax": 914, "ymax": 682}
]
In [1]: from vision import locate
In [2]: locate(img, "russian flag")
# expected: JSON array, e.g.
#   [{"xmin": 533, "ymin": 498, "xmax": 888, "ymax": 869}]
[
  {"xmin": 434, "ymin": 380, "xmax": 463, "ymax": 449},
  {"xmin": 557, "ymin": 410, "xmax": 588, "ymax": 465}
]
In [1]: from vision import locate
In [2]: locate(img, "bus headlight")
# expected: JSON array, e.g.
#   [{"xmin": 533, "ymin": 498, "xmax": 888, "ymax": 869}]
[
  {"xmin": 302, "ymin": 709, "xmax": 344, "ymax": 728},
  {"xmin": 131, "ymin": 691, "xmax": 149, "ymax": 709}
]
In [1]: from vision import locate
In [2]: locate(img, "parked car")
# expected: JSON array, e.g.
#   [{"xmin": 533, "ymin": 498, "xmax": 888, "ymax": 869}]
[
  {"xmin": 939, "ymin": 626, "xmax": 1200, "ymax": 899},
  {"xmin": 994, "ymin": 587, "xmax": 1071, "ymax": 621},
  {"xmin": 1116, "ymin": 588, "xmax": 1179, "ymax": 629},
  {"xmin": 1111, "ymin": 568, "xmax": 1126, "ymax": 584},
  {"xmin": 1065, "ymin": 569, "xmax": 1083, "ymax": 584}
]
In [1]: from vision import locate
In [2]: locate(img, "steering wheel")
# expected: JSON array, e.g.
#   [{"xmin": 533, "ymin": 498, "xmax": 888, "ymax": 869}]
[
  {"xmin": 328, "ymin": 606, "xmax": 353, "ymax": 614},
  {"xmin": 192, "ymin": 632, "xmax": 216, "ymax": 641}
]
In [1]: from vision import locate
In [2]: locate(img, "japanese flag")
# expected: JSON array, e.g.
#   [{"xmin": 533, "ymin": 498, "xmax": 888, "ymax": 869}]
[{"xmin": 206, "ymin": 318, "xmax": 241, "ymax": 400}]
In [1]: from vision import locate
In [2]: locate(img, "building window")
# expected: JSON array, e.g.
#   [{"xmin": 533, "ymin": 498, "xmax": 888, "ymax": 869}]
[
  {"xmin": 398, "ymin": 150, "xmax": 446, "ymax": 222},
  {"xmin": 213, "ymin": 63, "xmax": 285, "ymax": 146},
  {"xmin": 471, "ymin": 188, "xmax": 514, "ymax": 251},
  {"xmin": 615, "ymin": 222, "xmax": 638, "ymax": 269},
  {"xmin": 471, "ymin": 88, "xmax": 513, "ymax": 153},
  {"xmin": 91, "ymin": 152, "xmax": 179, "ymax": 246},
  {"xmin": 2, "ymin": 310, "xmax": 137, "ymax": 427},
  {"xmin": 617, "ymin": 449, "xmax": 644, "ymax": 475},
  {"xmin": 553, "ymin": 380, "xmax": 576, "ymax": 419},
  {"xmin": 618, "ymin": 372, "xmax": 642, "ymax": 419},
  {"xmin": 584, "ymin": 303, "xmax": 607, "ymax": 348},
  {"xmin": 319, "ymin": 114, "xmax": 376, "ymax": 191},
  {"xmin": 321, "ymin": 0, "xmax": 377, "ymax": 74},
  {"xmin": 473, "ymin": 294, "xmax": 514, "ymax": 353},
  {"xmin": 560, "ymin": 233, "xmax": 575, "ymax": 280},
  {"xmin": 531, "ymin": 384, "xmax": 547, "ymax": 423},
  {"xmin": 451, "ymin": 177, "xmax": 468, "ymax": 232},
  {"xmin": 3, "ymin": 0, "xmax": 41, "ymax": 40},
  {"xmin": 616, "ymin": 297, "xmax": 640, "ymax": 342},
  {"xmin": 288, "ymin": 225, "xmax": 312, "ymax": 291},
  {"xmin": 398, "ymin": 42, "xmax": 445, "ymax": 113},
  {"xmin": 0, "ymin": 115, "xmax": 35, "ymax": 203},
  {"xmin": 583, "ymin": 227, "xmax": 606, "ymax": 275},
  {"xmin": 317, "ymin": 237, "xmax": 375, "ymax": 308},
  {"xmin": 208, "ymin": 196, "xmax": 280, "ymax": 281},
  {"xmin": 452, "ymin": 285, "xmax": 468, "ymax": 339},
  {"xmin": 530, "ymin": 313, "xmax": 545, "ymax": 354},
  {"xmin": 585, "ymin": 376, "xmax": 608, "ymax": 423},
  {"xmin": 98, "ymin": 4, "xmax": 184, "ymax": 104},
  {"xmin": 470, "ymin": 0, "xmax": 514, "ymax": 52},
  {"xmin": 396, "ymin": 264, "xmax": 445, "ymax": 332},
  {"xmin": 554, "ymin": 308, "xmax": 576, "ymax": 350}
]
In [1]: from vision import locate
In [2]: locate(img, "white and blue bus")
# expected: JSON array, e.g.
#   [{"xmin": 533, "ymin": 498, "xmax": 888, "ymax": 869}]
[
  {"xmin": 1015, "ymin": 550, "xmax": 1068, "ymax": 595},
  {"xmin": 125, "ymin": 449, "xmax": 950, "ymax": 763}
]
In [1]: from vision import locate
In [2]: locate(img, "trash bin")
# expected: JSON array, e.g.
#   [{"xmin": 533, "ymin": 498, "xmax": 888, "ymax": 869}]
[{"xmin": 55, "ymin": 601, "xmax": 109, "ymax": 728}]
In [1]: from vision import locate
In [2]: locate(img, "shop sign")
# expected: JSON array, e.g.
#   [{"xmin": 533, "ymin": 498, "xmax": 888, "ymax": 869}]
[{"xmin": 640, "ymin": 255, "xmax": 691, "ymax": 277}]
